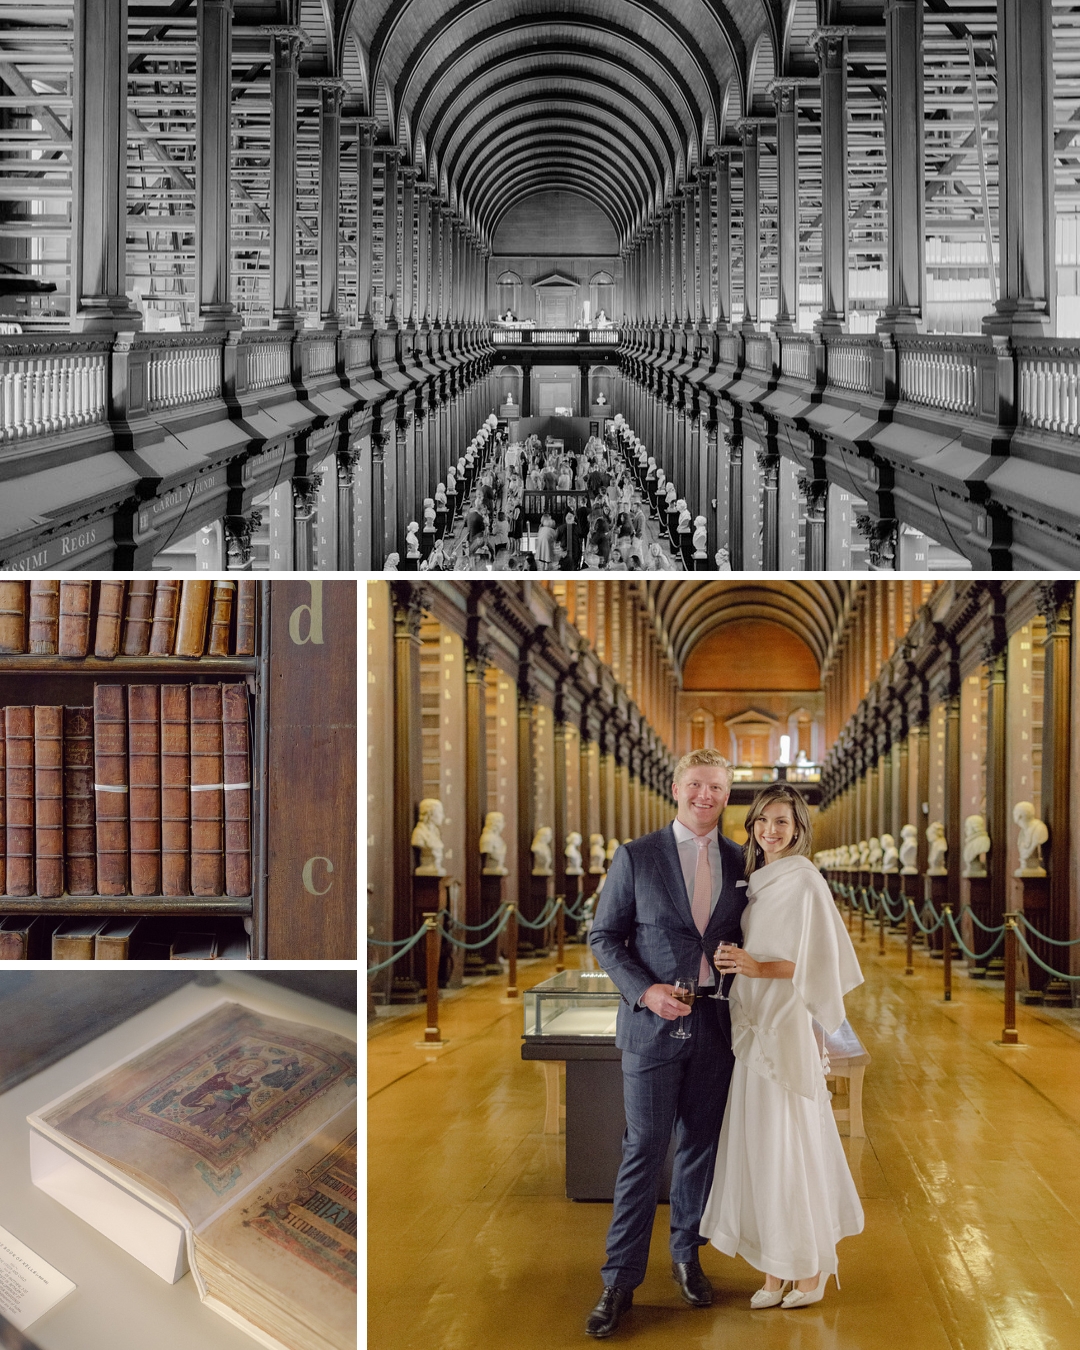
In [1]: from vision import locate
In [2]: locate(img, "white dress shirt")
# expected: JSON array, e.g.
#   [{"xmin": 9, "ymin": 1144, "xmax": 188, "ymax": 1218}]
[{"xmin": 671, "ymin": 818, "xmax": 724, "ymax": 986}]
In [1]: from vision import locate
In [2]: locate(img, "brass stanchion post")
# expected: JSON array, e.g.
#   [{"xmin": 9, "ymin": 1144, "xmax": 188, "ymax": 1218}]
[
  {"xmin": 506, "ymin": 903, "xmax": 518, "ymax": 998},
  {"xmin": 905, "ymin": 900, "xmax": 914, "ymax": 976},
  {"xmin": 422, "ymin": 912, "xmax": 445, "ymax": 1046},
  {"xmin": 859, "ymin": 890, "xmax": 866, "ymax": 943},
  {"xmin": 877, "ymin": 892, "xmax": 886, "ymax": 956},
  {"xmin": 942, "ymin": 904, "xmax": 952, "ymax": 1002},
  {"xmin": 555, "ymin": 897, "xmax": 565, "ymax": 973},
  {"xmin": 999, "ymin": 913, "xmax": 1019, "ymax": 1045}
]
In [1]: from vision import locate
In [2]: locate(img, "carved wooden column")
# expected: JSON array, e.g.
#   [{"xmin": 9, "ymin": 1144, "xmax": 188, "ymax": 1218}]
[
  {"xmin": 704, "ymin": 417, "xmax": 719, "ymax": 560},
  {"xmin": 738, "ymin": 122, "xmax": 761, "ymax": 331},
  {"xmin": 879, "ymin": 0, "xmax": 925, "ymax": 333},
  {"xmin": 799, "ymin": 472, "xmax": 828, "ymax": 570},
  {"xmin": 195, "ymin": 0, "xmax": 240, "ymax": 331},
  {"xmin": 984, "ymin": 628, "xmax": 1009, "ymax": 933},
  {"xmin": 715, "ymin": 153, "xmax": 732, "ymax": 329},
  {"xmin": 390, "ymin": 583, "xmax": 426, "ymax": 999},
  {"xmin": 336, "ymin": 450, "xmax": 357, "ymax": 569},
  {"xmin": 71, "ymin": 0, "xmax": 142, "ymax": 331},
  {"xmin": 672, "ymin": 191, "xmax": 686, "ymax": 326},
  {"xmin": 266, "ymin": 26, "xmax": 305, "ymax": 330},
  {"xmin": 316, "ymin": 80, "xmax": 347, "ymax": 331},
  {"xmin": 401, "ymin": 167, "xmax": 416, "ymax": 333},
  {"xmin": 223, "ymin": 511, "xmax": 260, "ymax": 570},
  {"xmin": 553, "ymin": 690, "xmax": 570, "ymax": 913},
  {"xmin": 1038, "ymin": 583, "xmax": 1072, "ymax": 951},
  {"xmin": 516, "ymin": 659, "xmax": 537, "ymax": 946},
  {"xmin": 370, "ymin": 431, "xmax": 387, "ymax": 567},
  {"xmin": 813, "ymin": 27, "xmax": 852, "ymax": 334},
  {"xmin": 771, "ymin": 78, "xmax": 800, "ymax": 332},
  {"xmin": 728, "ymin": 428, "xmax": 744, "ymax": 568},
  {"xmin": 382, "ymin": 149, "xmax": 400, "ymax": 327},
  {"xmin": 943, "ymin": 680, "xmax": 962, "ymax": 916},
  {"xmin": 357, "ymin": 121, "xmax": 377, "ymax": 322},
  {"xmin": 698, "ymin": 165, "xmax": 714, "ymax": 326},
  {"xmin": 757, "ymin": 444, "xmax": 780, "ymax": 571},
  {"xmin": 463, "ymin": 633, "xmax": 490, "ymax": 974},
  {"xmin": 416, "ymin": 181, "xmax": 431, "ymax": 332},
  {"xmin": 292, "ymin": 472, "xmax": 321, "ymax": 571}
]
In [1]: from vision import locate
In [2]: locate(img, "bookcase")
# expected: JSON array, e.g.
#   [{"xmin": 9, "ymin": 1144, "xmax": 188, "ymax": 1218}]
[{"xmin": 0, "ymin": 580, "xmax": 356, "ymax": 960}]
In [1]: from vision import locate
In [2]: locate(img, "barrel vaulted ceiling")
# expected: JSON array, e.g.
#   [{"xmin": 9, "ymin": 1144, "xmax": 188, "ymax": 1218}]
[{"xmin": 329, "ymin": 0, "xmax": 865, "ymax": 249}]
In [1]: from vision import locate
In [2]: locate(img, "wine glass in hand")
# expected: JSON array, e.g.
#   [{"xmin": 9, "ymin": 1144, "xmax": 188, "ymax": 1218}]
[
  {"xmin": 669, "ymin": 977, "xmax": 696, "ymax": 1038},
  {"xmin": 710, "ymin": 943, "xmax": 740, "ymax": 1000}
]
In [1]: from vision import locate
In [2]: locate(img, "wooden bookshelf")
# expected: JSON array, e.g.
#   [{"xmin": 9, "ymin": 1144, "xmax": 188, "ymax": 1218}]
[{"xmin": 0, "ymin": 581, "xmax": 357, "ymax": 960}]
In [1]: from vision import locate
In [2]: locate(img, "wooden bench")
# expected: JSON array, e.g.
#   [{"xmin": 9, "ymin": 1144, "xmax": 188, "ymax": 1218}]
[{"xmin": 823, "ymin": 1019, "xmax": 871, "ymax": 1138}]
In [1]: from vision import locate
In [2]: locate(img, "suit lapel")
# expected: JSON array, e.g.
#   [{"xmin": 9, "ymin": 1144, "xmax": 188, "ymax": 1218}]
[{"xmin": 657, "ymin": 823, "xmax": 697, "ymax": 932}]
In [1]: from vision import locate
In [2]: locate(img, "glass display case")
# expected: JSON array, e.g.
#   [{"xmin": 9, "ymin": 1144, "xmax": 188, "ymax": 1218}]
[{"xmin": 523, "ymin": 969, "xmax": 620, "ymax": 1040}]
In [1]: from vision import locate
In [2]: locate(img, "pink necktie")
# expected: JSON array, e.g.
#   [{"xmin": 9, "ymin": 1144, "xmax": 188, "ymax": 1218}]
[{"xmin": 691, "ymin": 836, "xmax": 712, "ymax": 985}]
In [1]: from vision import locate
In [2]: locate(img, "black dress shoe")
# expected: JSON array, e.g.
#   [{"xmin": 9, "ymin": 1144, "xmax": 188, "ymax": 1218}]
[
  {"xmin": 585, "ymin": 1285, "xmax": 634, "ymax": 1337},
  {"xmin": 671, "ymin": 1259, "xmax": 713, "ymax": 1307}
]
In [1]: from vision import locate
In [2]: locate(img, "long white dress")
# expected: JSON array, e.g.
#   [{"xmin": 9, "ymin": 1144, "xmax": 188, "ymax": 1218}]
[{"xmin": 699, "ymin": 854, "xmax": 865, "ymax": 1281}]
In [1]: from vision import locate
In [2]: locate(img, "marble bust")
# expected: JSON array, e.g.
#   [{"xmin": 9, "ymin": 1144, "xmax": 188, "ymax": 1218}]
[
  {"xmin": 880, "ymin": 833, "xmax": 899, "ymax": 874},
  {"xmin": 406, "ymin": 522, "xmax": 419, "ymax": 555},
  {"xmin": 899, "ymin": 823, "xmax": 919, "ymax": 874},
  {"xmin": 692, "ymin": 516, "xmax": 707, "ymax": 554},
  {"xmin": 926, "ymin": 821, "xmax": 947, "ymax": 875},
  {"xmin": 1013, "ymin": 801, "xmax": 1048, "ymax": 877},
  {"xmin": 412, "ymin": 798, "xmax": 446, "ymax": 876},
  {"xmin": 565, "ymin": 831, "xmax": 584, "ymax": 876},
  {"xmin": 531, "ymin": 825, "xmax": 553, "ymax": 876},
  {"xmin": 962, "ymin": 814, "xmax": 991, "ymax": 878},
  {"xmin": 867, "ymin": 837, "xmax": 883, "ymax": 870},
  {"xmin": 423, "ymin": 498, "xmax": 436, "ymax": 529},
  {"xmin": 589, "ymin": 833, "xmax": 607, "ymax": 873},
  {"xmin": 605, "ymin": 837, "xmax": 620, "ymax": 863},
  {"xmin": 479, "ymin": 810, "xmax": 508, "ymax": 876},
  {"xmin": 857, "ymin": 840, "xmax": 870, "ymax": 869}
]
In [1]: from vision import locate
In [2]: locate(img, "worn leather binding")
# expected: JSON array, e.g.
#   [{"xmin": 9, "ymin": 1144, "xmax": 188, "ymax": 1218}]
[
  {"xmin": 34, "ymin": 705, "xmax": 64, "ymax": 898},
  {"xmin": 52, "ymin": 917, "xmax": 108, "ymax": 959},
  {"xmin": 222, "ymin": 684, "xmax": 251, "ymax": 897},
  {"xmin": 5, "ymin": 705, "xmax": 34, "ymax": 896},
  {"xmin": 235, "ymin": 580, "xmax": 257, "ymax": 656},
  {"xmin": 149, "ymin": 580, "xmax": 182, "ymax": 657},
  {"xmin": 0, "ymin": 914, "xmax": 51, "ymax": 960},
  {"xmin": 64, "ymin": 705, "xmax": 96, "ymax": 896},
  {"xmin": 128, "ymin": 684, "xmax": 161, "ymax": 896},
  {"xmin": 121, "ymin": 581, "xmax": 156, "ymax": 657},
  {"xmin": 160, "ymin": 683, "xmax": 191, "ymax": 896},
  {"xmin": 190, "ymin": 684, "xmax": 224, "ymax": 896},
  {"xmin": 94, "ymin": 580, "xmax": 127, "ymax": 660},
  {"xmin": 94, "ymin": 684, "xmax": 129, "ymax": 895},
  {"xmin": 175, "ymin": 580, "xmax": 212, "ymax": 658},
  {"xmin": 0, "ymin": 707, "xmax": 5, "ymax": 895},
  {"xmin": 58, "ymin": 580, "xmax": 93, "ymax": 659},
  {"xmin": 170, "ymin": 930, "xmax": 218, "ymax": 960},
  {"xmin": 28, "ymin": 580, "xmax": 60, "ymax": 654},
  {"xmin": 94, "ymin": 917, "xmax": 170, "ymax": 960},
  {"xmin": 0, "ymin": 580, "xmax": 27, "ymax": 654},
  {"xmin": 208, "ymin": 581, "xmax": 236, "ymax": 657}
]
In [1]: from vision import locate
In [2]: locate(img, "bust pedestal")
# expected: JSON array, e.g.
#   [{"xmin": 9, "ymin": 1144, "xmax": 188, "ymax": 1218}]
[
  {"xmin": 1011, "ymin": 873, "xmax": 1050, "ymax": 1001},
  {"xmin": 434, "ymin": 507, "xmax": 448, "ymax": 539},
  {"xmin": 923, "ymin": 873, "xmax": 951, "ymax": 956},
  {"xmin": 678, "ymin": 528, "xmax": 693, "ymax": 568},
  {"xmin": 882, "ymin": 872, "xmax": 902, "ymax": 927},
  {"xmin": 961, "ymin": 875, "xmax": 992, "ymax": 976},
  {"xmin": 666, "ymin": 506, "xmax": 680, "ymax": 547},
  {"xmin": 421, "ymin": 527, "xmax": 437, "ymax": 561},
  {"xmin": 521, "ymin": 873, "xmax": 555, "ymax": 957},
  {"xmin": 476, "ymin": 873, "xmax": 505, "ymax": 975}
]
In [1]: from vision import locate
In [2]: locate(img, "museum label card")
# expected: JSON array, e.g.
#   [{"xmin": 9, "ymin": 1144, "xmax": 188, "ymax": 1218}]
[{"xmin": 0, "ymin": 1223, "xmax": 76, "ymax": 1331}]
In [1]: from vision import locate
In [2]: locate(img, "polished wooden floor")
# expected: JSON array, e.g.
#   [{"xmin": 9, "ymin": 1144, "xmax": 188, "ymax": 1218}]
[{"xmin": 368, "ymin": 922, "xmax": 1080, "ymax": 1350}]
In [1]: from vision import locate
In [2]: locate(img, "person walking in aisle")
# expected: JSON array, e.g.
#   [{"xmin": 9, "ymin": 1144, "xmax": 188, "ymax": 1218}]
[{"xmin": 585, "ymin": 749, "xmax": 745, "ymax": 1338}]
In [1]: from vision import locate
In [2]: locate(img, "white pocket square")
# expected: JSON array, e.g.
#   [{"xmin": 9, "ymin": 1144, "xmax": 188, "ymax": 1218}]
[{"xmin": 735, "ymin": 881, "xmax": 748, "ymax": 888}]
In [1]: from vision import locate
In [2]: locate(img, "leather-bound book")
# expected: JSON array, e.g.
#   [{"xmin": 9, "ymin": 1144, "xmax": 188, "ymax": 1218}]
[
  {"xmin": 175, "ymin": 580, "xmax": 212, "ymax": 658},
  {"xmin": 52, "ymin": 917, "xmax": 107, "ymax": 959},
  {"xmin": 58, "ymin": 580, "xmax": 93, "ymax": 658},
  {"xmin": 128, "ymin": 684, "xmax": 161, "ymax": 896},
  {"xmin": 28, "ymin": 580, "xmax": 60, "ymax": 654},
  {"xmin": 5, "ymin": 705, "xmax": 34, "ymax": 896},
  {"xmin": 93, "ymin": 580, "xmax": 127, "ymax": 659},
  {"xmin": 94, "ymin": 917, "xmax": 171, "ymax": 961},
  {"xmin": 34, "ymin": 705, "xmax": 64, "ymax": 898},
  {"xmin": 0, "ymin": 580, "xmax": 27, "ymax": 653},
  {"xmin": 190, "ymin": 684, "xmax": 224, "ymax": 896},
  {"xmin": 0, "ymin": 914, "xmax": 51, "ymax": 960},
  {"xmin": 149, "ymin": 580, "xmax": 182, "ymax": 657},
  {"xmin": 222, "ymin": 684, "xmax": 251, "ymax": 897},
  {"xmin": 235, "ymin": 580, "xmax": 256, "ymax": 656},
  {"xmin": 64, "ymin": 705, "xmax": 96, "ymax": 895},
  {"xmin": 93, "ymin": 683, "xmax": 129, "ymax": 895},
  {"xmin": 216, "ymin": 932, "xmax": 250, "ymax": 960},
  {"xmin": 121, "ymin": 581, "xmax": 155, "ymax": 656},
  {"xmin": 0, "ymin": 707, "xmax": 5, "ymax": 895},
  {"xmin": 170, "ymin": 931, "xmax": 218, "ymax": 960},
  {"xmin": 160, "ymin": 684, "xmax": 190, "ymax": 896},
  {"xmin": 208, "ymin": 580, "xmax": 236, "ymax": 657}
]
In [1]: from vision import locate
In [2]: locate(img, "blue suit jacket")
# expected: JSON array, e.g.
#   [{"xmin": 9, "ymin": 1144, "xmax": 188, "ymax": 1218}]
[{"xmin": 589, "ymin": 823, "xmax": 748, "ymax": 1060}]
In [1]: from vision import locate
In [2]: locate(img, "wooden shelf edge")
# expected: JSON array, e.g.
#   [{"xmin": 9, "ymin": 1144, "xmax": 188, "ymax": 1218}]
[
  {"xmin": 0, "ymin": 897, "xmax": 252, "ymax": 915},
  {"xmin": 0, "ymin": 656, "xmax": 257, "ymax": 673}
]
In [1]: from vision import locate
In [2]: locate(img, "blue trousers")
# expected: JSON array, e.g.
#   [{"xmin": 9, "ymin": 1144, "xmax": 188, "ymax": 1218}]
[{"xmin": 601, "ymin": 1001, "xmax": 734, "ymax": 1289}]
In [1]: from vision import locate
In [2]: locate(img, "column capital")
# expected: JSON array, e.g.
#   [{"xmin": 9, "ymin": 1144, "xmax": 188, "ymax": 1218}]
[
  {"xmin": 223, "ymin": 511, "xmax": 261, "ymax": 568},
  {"xmin": 357, "ymin": 117, "xmax": 379, "ymax": 143},
  {"xmin": 259, "ymin": 24, "xmax": 309, "ymax": 64},
  {"xmin": 854, "ymin": 514, "xmax": 898, "ymax": 569},
  {"xmin": 811, "ymin": 26, "xmax": 855, "ymax": 61},
  {"xmin": 734, "ymin": 118, "xmax": 765, "ymax": 145},
  {"xmin": 767, "ymin": 77, "xmax": 802, "ymax": 112},
  {"xmin": 292, "ymin": 472, "xmax": 324, "ymax": 520},
  {"xmin": 336, "ymin": 448, "xmax": 359, "ymax": 488}
]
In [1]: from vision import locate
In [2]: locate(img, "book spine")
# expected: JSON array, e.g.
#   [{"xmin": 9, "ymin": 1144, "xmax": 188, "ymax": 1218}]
[
  {"xmin": 52, "ymin": 931, "xmax": 99, "ymax": 960},
  {"xmin": 94, "ymin": 683, "xmax": 129, "ymax": 895},
  {"xmin": 0, "ymin": 706, "xmax": 5, "ymax": 895},
  {"xmin": 57, "ymin": 580, "xmax": 93, "ymax": 658},
  {"xmin": 160, "ymin": 684, "xmax": 190, "ymax": 896},
  {"xmin": 190, "ymin": 684, "xmax": 224, "ymax": 896},
  {"xmin": 34, "ymin": 705, "xmax": 64, "ymax": 898},
  {"xmin": 5, "ymin": 706, "xmax": 34, "ymax": 896},
  {"xmin": 175, "ymin": 580, "xmax": 212, "ymax": 657},
  {"xmin": 128, "ymin": 684, "xmax": 161, "ymax": 896},
  {"xmin": 222, "ymin": 683, "xmax": 251, "ymax": 897},
  {"xmin": 235, "ymin": 580, "xmax": 256, "ymax": 655},
  {"xmin": 0, "ymin": 580, "xmax": 27, "ymax": 654},
  {"xmin": 28, "ymin": 580, "xmax": 60, "ymax": 654},
  {"xmin": 148, "ymin": 580, "xmax": 182, "ymax": 657},
  {"xmin": 121, "ymin": 580, "xmax": 156, "ymax": 656},
  {"xmin": 93, "ymin": 580, "xmax": 127, "ymax": 659},
  {"xmin": 0, "ymin": 929, "xmax": 26, "ymax": 960},
  {"xmin": 207, "ymin": 580, "xmax": 236, "ymax": 657},
  {"xmin": 64, "ymin": 705, "xmax": 96, "ymax": 896}
]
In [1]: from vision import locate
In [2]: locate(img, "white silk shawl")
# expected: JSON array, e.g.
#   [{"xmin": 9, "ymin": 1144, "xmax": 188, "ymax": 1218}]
[{"xmin": 729, "ymin": 854, "xmax": 863, "ymax": 1100}]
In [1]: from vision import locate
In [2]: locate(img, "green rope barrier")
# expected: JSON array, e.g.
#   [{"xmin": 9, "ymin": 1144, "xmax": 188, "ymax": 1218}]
[
  {"xmin": 1013, "ymin": 926, "xmax": 1080, "ymax": 981},
  {"xmin": 366, "ymin": 922, "xmax": 429, "ymax": 975},
  {"xmin": 452, "ymin": 905, "xmax": 511, "ymax": 932},
  {"xmin": 945, "ymin": 908, "xmax": 1006, "ymax": 963},
  {"xmin": 516, "ymin": 897, "xmax": 562, "ymax": 930},
  {"xmin": 908, "ymin": 899, "xmax": 946, "ymax": 935},
  {"xmin": 1015, "ymin": 913, "xmax": 1080, "ymax": 947},
  {"xmin": 439, "ymin": 906, "xmax": 515, "ymax": 949}
]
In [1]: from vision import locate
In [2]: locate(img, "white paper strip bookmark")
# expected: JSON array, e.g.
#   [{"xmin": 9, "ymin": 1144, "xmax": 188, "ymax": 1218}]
[
  {"xmin": 224, "ymin": 781, "xmax": 251, "ymax": 790},
  {"xmin": 190, "ymin": 783, "xmax": 224, "ymax": 792},
  {"xmin": 0, "ymin": 1223, "xmax": 76, "ymax": 1331},
  {"xmin": 93, "ymin": 783, "xmax": 129, "ymax": 793}
]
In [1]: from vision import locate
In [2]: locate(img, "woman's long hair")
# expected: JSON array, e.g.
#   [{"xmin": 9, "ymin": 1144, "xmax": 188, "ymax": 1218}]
[{"xmin": 742, "ymin": 782, "xmax": 814, "ymax": 877}]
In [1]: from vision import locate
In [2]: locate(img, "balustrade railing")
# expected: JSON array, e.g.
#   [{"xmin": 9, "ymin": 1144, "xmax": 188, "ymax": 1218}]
[
  {"xmin": 744, "ymin": 334, "xmax": 773, "ymax": 372},
  {"xmin": 1017, "ymin": 345, "xmax": 1080, "ymax": 436},
  {"xmin": 717, "ymin": 332, "xmax": 739, "ymax": 366},
  {"xmin": 828, "ymin": 339, "xmax": 874, "ymax": 394},
  {"xmin": 780, "ymin": 336, "xmax": 814, "ymax": 381},
  {"xmin": 146, "ymin": 339, "xmax": 221, "ymax": 411},
  {"xmin": 532, "ymin": 328, "xmax": 581, "ymax": 344},
  {"xmin": 244, "ymin": 334, "xmax": 293, "ymax": 391},
  {"xmin": 302, "ymin": 337, "xmax": 338, "ymax": 379},
  {"xmin": 0, "ymin": 339, "xmax": 110, "ymax": 442},
  {"xmin": 897, "ymin": 340, "xmax": 977, "ymax": 415}
]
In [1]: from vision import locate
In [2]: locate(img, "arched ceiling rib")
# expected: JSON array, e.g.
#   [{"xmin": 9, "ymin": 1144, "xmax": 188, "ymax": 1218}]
[{"xmin": 341, "ymin": 0, "xmax": 783, "ymax": 248}]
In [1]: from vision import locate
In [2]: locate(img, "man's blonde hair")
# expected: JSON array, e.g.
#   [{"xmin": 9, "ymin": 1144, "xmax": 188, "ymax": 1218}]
[{"xmin": 672, "ymin": 748, "xmax": 734, "ymax": 787}]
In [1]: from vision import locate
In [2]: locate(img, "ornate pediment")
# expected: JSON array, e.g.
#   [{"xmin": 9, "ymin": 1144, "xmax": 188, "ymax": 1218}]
[{"xmin": 531, "ymin": 270, "xmax": 580, "ymax": 290}]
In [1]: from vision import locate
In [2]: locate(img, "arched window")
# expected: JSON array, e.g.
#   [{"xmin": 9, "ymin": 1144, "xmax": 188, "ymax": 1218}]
[
  {"xmin": 496, "ymin": 271, "xmax": 522, "ymax": 318},
  {"xmin": 590, "ymin": 271, "xmax": 614, "ymax": 321}
]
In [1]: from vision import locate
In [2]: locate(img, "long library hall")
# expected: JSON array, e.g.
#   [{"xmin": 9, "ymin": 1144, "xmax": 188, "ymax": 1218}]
[
  {"xmin": 368, "ymin": 578, "xmax": 1080, "ymax": 1348},
  {"xmin": 4, "ymin": 2, "xmax": 1080, "ymax": 570}
]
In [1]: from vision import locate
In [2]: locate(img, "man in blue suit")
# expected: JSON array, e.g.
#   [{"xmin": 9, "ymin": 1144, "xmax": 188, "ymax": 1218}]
[{"xmin": 585, "ymin": 748, "xmax": 746, "ymax": 1337}]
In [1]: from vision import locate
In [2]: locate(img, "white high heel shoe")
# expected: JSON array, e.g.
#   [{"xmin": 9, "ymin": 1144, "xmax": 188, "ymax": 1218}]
[
  {"xmin": 750, "ymin": 1282, "xmax": 789, "ymax": 1309},
  {"xmin": 780, "ymin": 1272, "xmax": 832, "ymax": 1308}
]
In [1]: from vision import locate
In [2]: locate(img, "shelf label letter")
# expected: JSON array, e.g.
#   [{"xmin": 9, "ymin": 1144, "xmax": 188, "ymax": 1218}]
[
  {"xmin": 302, "ymin": 855, "xmax": 335, "ymax": 894},
  {"xmin": 289, "ymin": 582, "xmax": 324, "ymax": 645}
]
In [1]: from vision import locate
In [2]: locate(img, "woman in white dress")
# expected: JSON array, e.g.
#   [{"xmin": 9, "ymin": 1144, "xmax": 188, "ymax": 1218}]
[{"xmin": 699, "ymin": 782, "xmax": 864, "ymax": 1307}]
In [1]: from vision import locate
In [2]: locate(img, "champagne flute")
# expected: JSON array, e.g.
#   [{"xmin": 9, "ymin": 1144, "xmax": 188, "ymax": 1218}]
[
  {"xmin": 710, "ymin": 943, "xmax": 740, "ymax": 1000},
  {"xmin": 669, "ymin": 977, "xmax": 696, "ymax": 1039}
]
